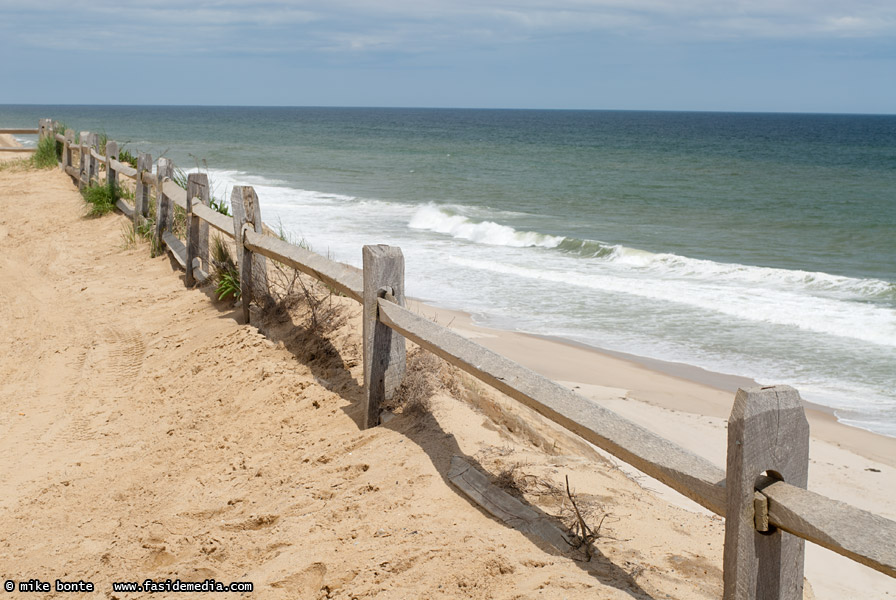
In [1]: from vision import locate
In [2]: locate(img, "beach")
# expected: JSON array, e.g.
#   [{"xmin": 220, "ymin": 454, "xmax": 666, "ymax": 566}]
[
  {"xmin": 0, "ymin": 146, "xmax": 894, "ymax": 598},
  {"xmin": 413, "ymin": 303, "xmax": 896, "ymax": 598},
  {"xmin": 0, "ymin": 133, "xmax": 28, "ymax": 156}
]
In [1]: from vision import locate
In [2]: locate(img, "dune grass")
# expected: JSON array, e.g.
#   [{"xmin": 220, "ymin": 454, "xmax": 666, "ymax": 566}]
[
  {"xmin": 210, "ymin": 235, "xmax": 240, "ymax": 300},
  {"xmin": 81, "ymin": 182, "xmax": 117, "ymax": 217},
  {"xmin": 30, "ymin": 135, "xmax": 58, "ymax": 169}
]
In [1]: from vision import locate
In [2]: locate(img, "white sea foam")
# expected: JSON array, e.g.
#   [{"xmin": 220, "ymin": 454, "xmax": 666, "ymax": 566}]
[
  {"xmin": 208, "ymin": 169, "xmax": 290, "ymax": 188},
  {"xmin": 606, "ymin": 246, "xmax": 893, "ymax": 299},
  {"xmin": 408, "ymin": 204, "xmax": 565, "ymax": 248},
  {"xmin": 407, "ymin": 205, "xmax": 893, "ymax": 302},
  {"xmin": 203, "ymin": 168, "xmax": 358, "ymax": 212},
  {"xmin": 13, "ymin": 135, "xmax": 36, "ymax": 148},
  {"xmin": 449, "ymin": 256, "xmax": 896, "ymax": 348}
]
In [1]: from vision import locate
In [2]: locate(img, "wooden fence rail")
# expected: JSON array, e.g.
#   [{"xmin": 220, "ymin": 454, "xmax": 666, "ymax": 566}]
[
  {"xmin": 0, "ymin": 127, "xmax": 40, "ymax": 152},
  {"xmin": 19, "ymin": 119, "xmax": 896, "ymax": 598},
  {"xmin": 0, "ymin": 128, "xmax": 39, "ymax": 134}
]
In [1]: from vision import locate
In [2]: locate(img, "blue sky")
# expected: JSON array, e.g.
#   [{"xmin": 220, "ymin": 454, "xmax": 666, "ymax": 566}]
[{"xmin": 1, "ymin": 0, "xmax": 894, "ymax": 113}]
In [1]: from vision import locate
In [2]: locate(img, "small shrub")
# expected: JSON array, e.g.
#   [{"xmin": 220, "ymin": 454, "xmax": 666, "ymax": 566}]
[
  {"xmin": 216, "ymin": 268, "xmax": 241, "ymax": 301},
  {"xmin": 30, "ymin": 135, "xmax": 58, "ymax": 169},
  {"xmin": 82, "ymin": 183, "xmax": 116, "ymax": 217},
  {"xmin": 210, "ymin": 195, "xmax": 230, "ymax": 216},
  {"xmin": 211, "ymin": 236, "xmax": 240, "ymax": 301},
  {"xmin": 118, "ymin": 146, "xmax": 138, "ymax": 169}
]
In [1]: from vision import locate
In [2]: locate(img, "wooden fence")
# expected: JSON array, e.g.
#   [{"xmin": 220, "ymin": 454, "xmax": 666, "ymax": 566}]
[
  {"xmin": 0, "ymin": 124, "xmax": 43, "ymax": 152},
  {"xmin": 21, "ymin": 119, "xmax": 896, "ymax": 599}
]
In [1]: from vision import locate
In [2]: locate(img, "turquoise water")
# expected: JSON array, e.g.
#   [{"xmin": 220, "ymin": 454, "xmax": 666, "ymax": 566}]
[{"xmin": 3, "ymin": 106, "xmax": 894, "ymax": 435}]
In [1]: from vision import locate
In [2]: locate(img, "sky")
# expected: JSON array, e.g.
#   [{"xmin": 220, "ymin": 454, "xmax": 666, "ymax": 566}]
[{"xmin": 0, "ymin": 0, "xmax": 894, "ymax": 113}]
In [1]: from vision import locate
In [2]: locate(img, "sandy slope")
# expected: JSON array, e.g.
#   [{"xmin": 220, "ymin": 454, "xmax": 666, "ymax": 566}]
[
  {"xmin": 0, "ymin": 134, "xmax": 31, "ymax": 162},
  {"xmin": 0, "ymin": 166, "xmax": 747, "ymax": 599}
]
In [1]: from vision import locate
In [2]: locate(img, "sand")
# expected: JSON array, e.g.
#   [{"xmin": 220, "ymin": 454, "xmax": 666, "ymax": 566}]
[
  {"xmin": 0, "ymin": 134, "xmax": 32, "ymax": 162},
  {"xmin": 0, "ymin": 160, "xmax": 893, "ymax": 599},
  {"xmin": 410, "ymin": 307, "xmax": 896, "ymax": 599}
]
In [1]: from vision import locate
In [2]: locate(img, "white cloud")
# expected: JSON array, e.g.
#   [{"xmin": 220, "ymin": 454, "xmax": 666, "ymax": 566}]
[{"xmin": 1, "ymin": 0, "xmax": 894, "ymax": 59}]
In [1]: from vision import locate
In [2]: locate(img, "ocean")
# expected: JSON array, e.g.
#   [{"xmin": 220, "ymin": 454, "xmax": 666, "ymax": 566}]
[{"xmin": 2, "ymin": 105, "xmax": 894, "ymax": 436}]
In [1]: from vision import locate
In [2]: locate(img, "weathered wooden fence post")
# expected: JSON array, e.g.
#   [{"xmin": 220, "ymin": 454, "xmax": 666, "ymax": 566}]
[
  {"xmin": 61, "ymin": 129, "xmax": 74, "ymax": 174},
  {"xmin": 135, "ymin": 153, "xmax": 152, "ymax": 229},
  {"xmin": 723, "ymin": 385, "xmax": 809, "ymax": 600},
  {"xmin": 231, "ymin": 186, "xmax": 262, "ymax": 324},
  {"xmin": 78, "ymin": 131, "xmax": 90, "ymax": 191},
  {"xmin": 52, "ymin": 121, "xmax": 62, "ymax": 166},
  {"xmin": 38, "ymin": 119, "xmax": 52, "ymax": 141},
  {"xmin": 86, "ymin": 132, "xmax": 99, "ymax": 186},
  {"xmin": 362, "ymin": 244, "xmax": 406, "ymax": 429},
  {"xmin": 185, "ymin": 173, "xmax": 209, "ymax": 287},
  {"xmin": 105, "ymin": 141, "xmax": 119, "ymax": 203},
  {"xmin": 153, "ymin": 158, "xmax": 174, "ymax": 257},
  {"xmin": 196, "ymin": 177, "xmax": 210, "ymax": 273}
]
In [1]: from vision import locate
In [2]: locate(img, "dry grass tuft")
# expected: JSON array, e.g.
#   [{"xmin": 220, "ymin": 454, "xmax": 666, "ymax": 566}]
[
  {"xmin": 0, "ymin": 157, "xmax": 31, "ymax": 172},
  {"xmin": 492, "ymin": 461, "xmax": 529, "ymax": 497},
  {"xmin": 383, "ymin": 346, "xmax": 462, "ymax": 418},
  {"xmin": 559, "ymin": 475, "xmax": 612, "ymax": 561},
  {"xmin": 265, "ymin": 262, "xmax": 346, "ymax": 338},
  {"xmin": 475, "ymin": 447, "xmax": 612, "ymax": 561},
  {"xmin": 253, "ymin": 259, "xmax": 354, "ymax": 377}
]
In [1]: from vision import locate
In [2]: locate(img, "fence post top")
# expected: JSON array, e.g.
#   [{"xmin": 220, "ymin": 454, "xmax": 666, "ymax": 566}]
[
  {"xmin": 363, "ymin": 244, "xmax": 403, "ymax": 257},
  {"xmin": 731, "ymin": 385, "xmax": 806, "ymax": 421},
  {"xmin": 137, "ymin": 152, "xmax": 152, "ymax": 172}
]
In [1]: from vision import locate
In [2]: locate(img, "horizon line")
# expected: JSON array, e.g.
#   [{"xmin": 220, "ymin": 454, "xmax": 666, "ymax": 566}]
[{"xmin": 1, "ymin": 103, "xmax": 894, "ymax": 118}]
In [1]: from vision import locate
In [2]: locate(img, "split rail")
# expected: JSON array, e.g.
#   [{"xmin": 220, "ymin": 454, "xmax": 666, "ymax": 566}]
[
  {"xmin": 0, "ymin": 124, "xmax": 44, "ymax": 152},
  {"xmin": 17, "ymin": 119, "xmax": 896, "ymax": 599}
]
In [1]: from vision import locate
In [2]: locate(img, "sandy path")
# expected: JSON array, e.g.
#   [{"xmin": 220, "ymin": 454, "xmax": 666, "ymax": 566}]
[{"xmin": 0, "ymin": 167, "xmax": 747, "ymax": 599}]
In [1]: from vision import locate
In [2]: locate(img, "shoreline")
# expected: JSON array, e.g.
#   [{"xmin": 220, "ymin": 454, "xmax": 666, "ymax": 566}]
[{"xmin": 408, "ymin": 299, "xmax": 896, "ymax": 468}]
